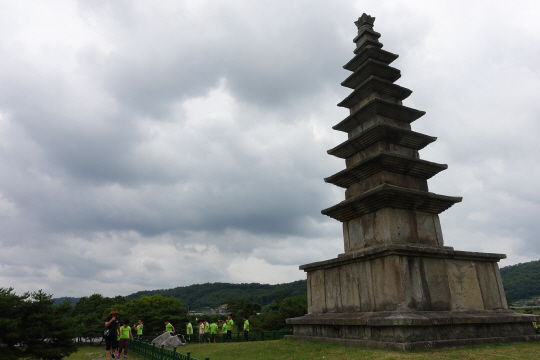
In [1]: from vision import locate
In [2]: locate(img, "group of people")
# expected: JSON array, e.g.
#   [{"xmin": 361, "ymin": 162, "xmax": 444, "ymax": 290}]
[
  {"xmin": 104, "ymin": 308, "xmax": 250, "ymax": 360},
  {"xmin": 184, "ymin": 315, "xmax": 250, "ymax": 344},
  {"xmin": 103, "ymin": 308, "xmax": 143, "ymax": 360}
]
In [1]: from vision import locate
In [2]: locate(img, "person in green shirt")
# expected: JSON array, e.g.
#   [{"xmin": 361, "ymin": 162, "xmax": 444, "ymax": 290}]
[
  {"xmin": 226, "ymin": 315, "xmax": 234, "ymax": 342},
  {"xmin": 135, "ymin": 319, "xmax": 143, "ymax": 340},
  {"xmin": 243, "ymin": 316, "xmax": 249, "ymax": 342},
  {"xmin": 185, "ymin": 320, "xmax": 193, "ymax": 343},
  {"xmin": 203, "ymin": 320, "xmax": 210, "ymax": 343},
  {"xmin": 163, "ymin": 319, "xmax": 175, "ymax": 335},
  {"xmin": 220, "ymin": 320, "xmax": 227, "ymax": 343},
  {"xmin": 210, "ymin": 321, "xmax": 218, "ymax": 343},
  {"xmin": 118, "ymin": 319, "xmax": 133, "ymax": 358}
]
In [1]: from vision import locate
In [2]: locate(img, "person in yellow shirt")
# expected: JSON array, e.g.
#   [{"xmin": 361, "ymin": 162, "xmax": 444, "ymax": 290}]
[
  {"xmin": 204, "ymin": 320, "xmax": 210, "ymax": 343},
  {"xmin": 210, "ymin": 320, "xmax": 218, "ymax": 343},
  {"xmin": 226, "ymin": 315, "xmax": 234, "ymax": 342},
  {"xmin": 163, "ymin": 319, "xmax": 175, "ymax": 335},
  {"xmin": 220, "ymin": 319, "xmax": 227, "ymax": 343},
  {"xmin": 185, "ymin": 319, "xmax": 193, "ymax": 343},
  {"xmin": 118, "ymin": 319, "xmax": 133, "ymax": 358}
]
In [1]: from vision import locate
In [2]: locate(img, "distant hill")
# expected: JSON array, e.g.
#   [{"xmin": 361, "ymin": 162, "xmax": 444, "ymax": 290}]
[
  {"xmin": 52, "ymin": 296, "xmax": 80, "ymax": 306},
  {"xmin": 500, "ymin": 260, "xmax": 540, "ymax": 301},
  {"xmin": 126, "ymin": 280, "xmax": 307, "ymax": 310}
]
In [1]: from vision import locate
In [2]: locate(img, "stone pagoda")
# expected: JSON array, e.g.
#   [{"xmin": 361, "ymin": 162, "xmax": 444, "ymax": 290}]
[{"xmin": 286, "ymin": 14, "xmax": 540, "ymax": 350}]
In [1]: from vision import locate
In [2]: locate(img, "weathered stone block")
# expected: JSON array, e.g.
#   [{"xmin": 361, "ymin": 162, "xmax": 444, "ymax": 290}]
[
  {"xmin": 446, "ymin": 260, "xmax": 484, "ymax": 311},
  {"xmin": 372, "ymin": 256, "xmax": 404, "ymax": 311},
  {"xmin": 339, "ymin": 264, "xmax": 362, "ymax": 312},
  {"xmin": 476, "ymin": 261, "xmax": 503, "ymax": 310},
  {"xmin": 324, "ymin": 267, "xmax": 342, "ymax": 313},
  {"xmin": 357, "ymin": 260, "xmax": 374, "ymax": 312},
  {"xmin": 310, "ymin": 270, "xmax": 326, "ymax": 314},
  {"xmin": 423, "ymin": 257, "xmax": 451, "ymax": 311}
]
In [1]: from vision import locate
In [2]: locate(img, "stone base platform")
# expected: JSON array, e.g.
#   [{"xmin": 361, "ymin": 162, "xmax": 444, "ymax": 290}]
[{"xmin": 286, "ymin": 311, "xmax": 540, "ymax": 350}]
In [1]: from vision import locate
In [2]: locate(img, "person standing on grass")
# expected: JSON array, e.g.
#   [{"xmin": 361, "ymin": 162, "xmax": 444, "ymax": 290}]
[
  {"xmin": 185, "ymin": 319, "xmax": 193, "ymax": 343},
  {"xmin": 198, "ymin": 320, "xmax": 205, "ymax": 344},
  {"xmin": 221, "ymin": 319, "xmax": 227, "ymax": 343},
  {"xmin": 135, "ymin": 319, "xmax": 143, "ymax": 340},
  {"xmin": 226, "ymin": 315, "xmax": 234, "ymax": 342},
  {"xmin": 204, "ymin": 320, "xmax": 210, "ymax": 343},
  {"xmin": 163, "ymin": 319, "xmax": 175, "ymax": 335},
  {"xmin": 118, "ymin": 319, "xmax": 133, "ymax": 358},
  {"xmin": 210, "ymin": 320, "xmax": 218, "ymax": 343},
  {"xmin": 243, "ymin": 316, "xmax": 249, "ymax": 342},
  {"xmin": 104, "ymin": 308, "xmax": 122, "ymax": 360}
]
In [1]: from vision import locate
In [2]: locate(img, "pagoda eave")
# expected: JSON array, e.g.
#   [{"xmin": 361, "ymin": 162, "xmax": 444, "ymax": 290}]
[
  {"xmin": 342, "ymin": 59, "xmax": 401, "ymax": 89},
  {"xmin": 344, "ymin": 46, "xmax": 399, "ymax": 72},
  {"xmin": 324, "ymin": 152, "xmax": 448, "ymax": 188},
  {"xmin": 333, "ymin": 98, "xmax": 426, "ymax": 133},
  {"xmin": 327, "ymin": 124, "xmax": 437, "ymax": 159},
  {"xmin": 338, "ymin": 76, "xmax": 412, "ymax": 108},
  {"xmin": 321, "ymin": 184, "xmax": 462, "ymax": 222}
]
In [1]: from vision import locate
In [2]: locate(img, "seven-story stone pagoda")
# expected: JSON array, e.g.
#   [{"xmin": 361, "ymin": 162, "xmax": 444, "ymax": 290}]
[{"xmin": 286, "ymin": 13, "xmax": 540, "ymax": 350}]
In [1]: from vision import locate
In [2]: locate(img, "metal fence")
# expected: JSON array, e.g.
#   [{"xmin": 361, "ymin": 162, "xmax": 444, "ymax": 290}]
[{"xmin": 129, "ymin": 339, "xmax": 209, "ymax": 360}]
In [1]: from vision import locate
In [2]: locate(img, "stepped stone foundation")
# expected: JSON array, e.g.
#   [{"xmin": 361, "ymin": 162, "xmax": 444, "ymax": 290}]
[{"xmin": 286, "ymin": 13, "xmax": 540, "ymax": 350}]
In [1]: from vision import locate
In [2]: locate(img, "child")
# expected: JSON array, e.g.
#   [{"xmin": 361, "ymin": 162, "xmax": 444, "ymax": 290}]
[
  {"xmin": 198, "ymin": 320, "xmax": 205, "ymax": 344},
  {"xmin": 243, "ymin": 316, "xmax": 249, "ymax": 342},
  {"xmin": 226, "ymin": 315, "xmax": 234, "ymax": 342},
  {"xmin": 118, "ymin": 319, "xmax": 133, "ymax": 358},
  {"xmin": 163, "ymin": 319, "xmax": 175, "ymax": 335},
  {"xmin": 204, "ymin": 320, "xmax": 210, "ymax": 343},
  {"xmin": 221, "ymin": 320, "xmax": 227, "ymax": 343},
  {"xmin": 210, "ymin": 320, "xmax": 218, "ymax": 343},
  {"xmin": 185, "ymin": 319, "xmax": 193, "ymax": 343},
  {"xmin": 135, "ymin": 319, "xmax": 143, "ymax": 340}
]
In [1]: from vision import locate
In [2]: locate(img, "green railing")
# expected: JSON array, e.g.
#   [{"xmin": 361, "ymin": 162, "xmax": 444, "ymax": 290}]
[
  {"xmin": 129, "ymin": 339, "xmax": 209, "ymax": 360},
  {"xmin": 139, "ymin": 330, "xmax": 292, "ymax": 344}
]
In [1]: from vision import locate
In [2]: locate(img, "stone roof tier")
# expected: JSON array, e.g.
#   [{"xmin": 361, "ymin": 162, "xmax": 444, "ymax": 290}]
[
  {"xmin": 321, "ymin": 184, "xmax": 462, "ymax": 222},
  {"xmin": 324, "ymin": 151, "xmax": 447, "ymax": 188},
  {"xmin": 338, "ymin": 76, "xmax": 412, "ymax": 108},
  {"xmin": 333, "ymin": 98, "xmax": 425, "ymax": 133},
  {"xmin": 343, "ymin": 46, "xmax": 398, "ymax": 72},
  {"xmin": 327, "ymin": 123, "xmax": 436, "ymax": 159},
  {"xmin": 342, "ymin": 59, "xmax": 401, "ymax": 89}
]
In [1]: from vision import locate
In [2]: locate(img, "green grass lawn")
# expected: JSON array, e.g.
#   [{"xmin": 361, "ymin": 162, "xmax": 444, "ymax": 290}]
[{"xmin": 66, "ymin": 339, "xmax": 540, "ymax": 360}]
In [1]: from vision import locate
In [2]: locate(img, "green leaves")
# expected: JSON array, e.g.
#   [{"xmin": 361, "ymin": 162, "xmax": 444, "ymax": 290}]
[{"xmin": 0, "ymin": 288, "xmax": 78, "ymax": 360}]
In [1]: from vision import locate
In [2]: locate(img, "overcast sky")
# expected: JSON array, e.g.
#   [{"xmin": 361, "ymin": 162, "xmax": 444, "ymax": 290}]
[{"xmin": 0, "ymin": 0, "xmax": 539, "ymax": 298}]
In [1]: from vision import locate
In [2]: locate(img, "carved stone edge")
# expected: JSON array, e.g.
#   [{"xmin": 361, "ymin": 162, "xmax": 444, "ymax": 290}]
[{"xmin": 299, "ymin": 243, "xmax": 506, "ymax": 272}]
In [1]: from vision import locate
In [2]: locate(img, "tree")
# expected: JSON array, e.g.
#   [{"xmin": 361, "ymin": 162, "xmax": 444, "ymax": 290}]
[
  {"xmin": 111, "ymin": 295, "xmax": 187, "ymax": 336},
  {"xmin": 71, "ymin": 294, "xmax": 127, "ymax": 342},
  {"xmin": 0, "ymin": 288, "xmax": 78, "ymax": 360}
]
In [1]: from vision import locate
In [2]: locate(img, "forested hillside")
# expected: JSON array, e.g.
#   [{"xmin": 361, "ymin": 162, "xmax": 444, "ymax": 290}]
[
  {"xmin": 126, "ymin": 280, "xmax": 307, "ymax": 309},
  {"xmin": 500, "ymin": 260, "xmax": 540, "ymax": 301}
]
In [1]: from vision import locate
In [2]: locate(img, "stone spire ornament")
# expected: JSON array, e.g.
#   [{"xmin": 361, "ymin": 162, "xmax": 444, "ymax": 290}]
[{"xmin": 286, "ymin": 14, "xmax": 540, "ymax": 350}]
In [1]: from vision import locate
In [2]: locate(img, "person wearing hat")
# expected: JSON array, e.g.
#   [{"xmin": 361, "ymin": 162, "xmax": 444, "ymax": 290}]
[{"xmin": 104, "ymin": 308, "xmax": 122, "ymax": 360}]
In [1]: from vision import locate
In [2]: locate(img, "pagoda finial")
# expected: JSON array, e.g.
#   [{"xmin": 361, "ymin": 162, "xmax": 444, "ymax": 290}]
[{"xmin": 355, "ymin": 13, "xmax": 375, "ymax": 29}]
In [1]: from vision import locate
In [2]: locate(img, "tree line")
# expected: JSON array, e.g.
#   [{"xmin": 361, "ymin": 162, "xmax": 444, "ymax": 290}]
[
  {"xmin": 500, "ymin": 259, "xmax": 540, "ymax": 301},
  {"xmin": 125, "ymin": 280, "xmax": 307, "ymax": 309},
  {"xmin": 0, "ymin": 286, "xmax": 307, "ymax": 360}
]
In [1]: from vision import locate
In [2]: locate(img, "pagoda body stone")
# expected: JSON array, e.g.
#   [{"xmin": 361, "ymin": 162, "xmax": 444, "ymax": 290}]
[{"xmin": 286, "ymin": 13, "xmax": 540, "ymax": 350}]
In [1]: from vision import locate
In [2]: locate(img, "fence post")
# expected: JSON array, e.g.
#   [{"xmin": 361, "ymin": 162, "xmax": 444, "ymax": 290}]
[
  {"xmin": 205, "ymin": 357, "xmax": 210, "ymax": 360},
  {"xmin": 173, "ymin": 346, "xmax": 177, "ymax": 360},
  {"xmin": 160, "ymin": 344, "xmax": 164, "ymax": 360},
  {"xmin": 187, "ymin": 351, "xmax": 191, "ymax": 360}
]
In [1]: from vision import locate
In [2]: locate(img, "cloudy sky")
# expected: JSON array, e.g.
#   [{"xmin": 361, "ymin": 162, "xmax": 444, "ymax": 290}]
[{"xmin": 0, "ymin": 0, "xmax": 539, "ymax": 298}]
